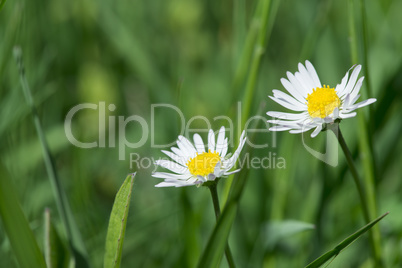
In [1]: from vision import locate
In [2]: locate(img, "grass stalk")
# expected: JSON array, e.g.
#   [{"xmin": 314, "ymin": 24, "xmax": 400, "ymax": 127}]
[
  {"xmin": 208, "ymin": 183, "xmax": 236, "ymax": 268},
  {"xmin": 347, "ymin": 0, "xmax": 383, "ymax": 266},
  {"xmin": 330, "ymin": 123, "xmax": 382, "ymax": 266},
  {"xmin": 223, "ymin": 0, "xmax": 277, "ymax": 204},
  {"xmin": 13, "ymin": 47, "xmax": 89, "ymax": 267}
]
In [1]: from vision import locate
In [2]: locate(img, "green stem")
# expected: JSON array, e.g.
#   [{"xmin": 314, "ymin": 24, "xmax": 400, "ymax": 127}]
[
  {"xmin": 330, "ymin": 124, "xmax": 370, "ymax": 222},
  {"xmin": 330, "ymin": 124, "xmax": 383, "ymax": 267},
  {"xmin": 208, "ymin": 184, "xmax": 236, "ymax": 268}
]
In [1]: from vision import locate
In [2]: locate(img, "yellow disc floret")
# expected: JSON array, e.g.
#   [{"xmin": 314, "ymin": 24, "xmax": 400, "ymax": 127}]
[
  {"xmin": 306, "ymin": 85, "xmax": 340, "ymax": 118},
  {"xmin": 186, "ymin": 150, "xmax": 221, "ymax": 176}
]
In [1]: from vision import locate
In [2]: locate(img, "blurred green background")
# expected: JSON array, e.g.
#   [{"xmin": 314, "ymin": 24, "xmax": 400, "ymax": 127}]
[{"xmin": 1, "ymin": 0, "xmax": 402, "ymax": 267}]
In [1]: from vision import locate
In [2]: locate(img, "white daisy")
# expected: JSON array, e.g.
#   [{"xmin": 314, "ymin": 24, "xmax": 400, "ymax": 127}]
[
  {"xmin": 266, "ymin": 60, "xmax": 377, "ymax": 137},
  {"xmin": 153, "ymin": 127, "xmax": 247, "ymax": 187}
]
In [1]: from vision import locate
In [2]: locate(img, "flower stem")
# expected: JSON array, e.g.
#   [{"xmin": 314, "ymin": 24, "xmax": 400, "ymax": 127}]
[
  {"xmin": 331, "ymin": 124, "xmax": 370, "ymax": 221},
  {"xmin": 208, "ymin": 184, "xmax": 236, "ymax": 268},
  {"xmin": 330, "ymin": 123, "xmax": 383, "ymax": 267}
]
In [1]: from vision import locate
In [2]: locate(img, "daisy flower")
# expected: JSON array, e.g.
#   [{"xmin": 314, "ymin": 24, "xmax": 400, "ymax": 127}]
[
  {"xmin": 267, "ymin": 60, "xmax": 376, "ymax": 137},
  {"xmin": 153, "ymin": 127, "xmax": 247, "ymax": 187}
]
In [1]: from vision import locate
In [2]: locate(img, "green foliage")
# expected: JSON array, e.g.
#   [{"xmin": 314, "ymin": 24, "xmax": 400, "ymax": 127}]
[
  {"xmin": 0, "ymin": 0, "xmax": 401, "ymax": 267},
  {"xmin": 306, "ymin": 212, "xmax": 389, "ymax": 268},
  {"xmin": 104, "ymin": 173, "xmax": 135, "ymax": 268},
  {"xmin": 0, "ymin": 162, "xmax": 47, "ymax": 268}
]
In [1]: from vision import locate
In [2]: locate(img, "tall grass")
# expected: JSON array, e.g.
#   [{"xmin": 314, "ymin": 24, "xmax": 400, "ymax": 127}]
[{"xmin": 1, "ymin": 0, "xmax": 402, "ymax": 267}]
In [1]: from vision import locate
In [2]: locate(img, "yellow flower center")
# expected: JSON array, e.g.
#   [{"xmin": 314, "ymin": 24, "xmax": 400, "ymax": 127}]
[
  {"xmin": 186, "ymin": 150, "xmax": 221, "ymax": 176},
  {"xmin": 306, "ymin": 85, "xmax": 340, "ymax": 118}
]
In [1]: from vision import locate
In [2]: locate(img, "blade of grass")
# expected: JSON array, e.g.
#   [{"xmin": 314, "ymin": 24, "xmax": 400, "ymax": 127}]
[
  {"xmin": 241, "ymin": 0, "xmax": 273, "ymax": 126},
  {"xmin": 223, "ymin": 0, "xmax": 279, "ymax": 204},
  {"xmin": 347, "ymin": 0, "xmax": 383, "ymax": 266},
  {"xmin": 197, "ymin": 103, "xmax": 264, "ymax": 267},
  {"xmin": 197, "ymin": 200, "xmax": 238, "ymax": 268},
  {"xmin": 13, "ymin": 47, "xmax": 89, "ymax": 267},
  {"xmin": 305, "ymin": 212, "xmax": 389, "ymax": 268},
  {"xmin": 44, "ymin": 209, "xmax": 71, "ymax": 268},
  {"xmin": 0, "ymin": 161, "xmax": 47, "ymax": 268},
  {"xmin": 104, "ymin": 173, "xmax": 135, "ymax": 268}
]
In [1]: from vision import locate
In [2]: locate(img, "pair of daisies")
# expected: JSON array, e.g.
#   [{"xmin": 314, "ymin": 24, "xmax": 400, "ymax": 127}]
[{"xmin": 153, "ymin": 61, "xmax": 376, "ymax": 187}]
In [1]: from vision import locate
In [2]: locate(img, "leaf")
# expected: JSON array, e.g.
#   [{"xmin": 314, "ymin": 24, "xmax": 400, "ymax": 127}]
[
  {"xmin": 197, "ymin": 202, "xmax": 237, "ymax": 268},
  {"xmin": 305, "ymin": 212, "xmax": 389, "ymax": 268},
  {"xmin": 264, "ymin": 220, "xmax": 315, "ymax": 249},
  {"xmin": 44, "ymin": 208, "xmax": 71, "ymax": 268},
  {"xmin": 104, "ymin": 173, "xmax": 136, "ymax": 268},
  {"xmin": 0, "ymin": 162, "xmax": 47, "ymax": 268}
]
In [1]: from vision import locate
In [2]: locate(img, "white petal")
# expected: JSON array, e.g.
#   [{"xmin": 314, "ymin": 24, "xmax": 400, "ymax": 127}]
[
  {"xmin": 333, "ymin": 107, "xmax": 339, "ymax": 119},
  {"xmin": 280, "ymin": 78, "xmax": 306, "ymax": 103},
  {"xmin": 339, "ymin": 112, "xmax": 357, "ymax": 119},
  {"xmin": 213, "ymin": 162, "xmax": 222, "ymax": 178},
  {"xmin": 289, "ymin": 128, "xmax": 311, "ymax": 134},
  {"xmin": 225, "ymin": 131, "xmax": 246, "ymax": 170},
  {"xmin": 208, "ymin": 129, "xmax": 215, "ymax": 152},
  {"xmin": 154, "ymin": 160, "xmax": 188, "ymax": 174},
  {"xmin": 197, "ymin": 175, "xmax": 207, "ymax": 182},
  {"xmin": 343, "ymin": 65, "xmax": 361, "ymax": 96},
  {"xmin": 346, "ymin": 98, "xmax": 376, "ymax": 110},
  {"xmin": 269, "ymin": 126, "xmax": 293, "ymax": 131},
  {"xmin": 171, "ymin": 147, "xmax": 190, "ymax": 164},
  {"xmin": 311, "ymin": 125, "xmax": 322, "ymax": 138},
  {"xmin": 273, "ymin": 89, "xmax": 306, "ymax": 107},
  {"xmin": 298, "ymin": 62, "xmax": 316, "ymax": 91},
  {"xmin": 220, "ymin": 138, "xmax": 229, "ymax": 157},
  {"xmin": 193, "ymin": 133, "xmax": 205, "ymax": 154},
  {"xmin": 349, "ymin": 76, "xmax": 364, "ymax": 102},
  {"xmin": 323, "ymin": 117, "xmax": 334, "ymax": 123},
  {"xmin": 152, "ymin": 172, "xmax": 192, "ymax": 180},
  {"xmin": 178, "ymin": 136, "xmax": 197, "ymax": 157},
  {"xmin": 336, "ymin": 68, "xmax": 350, "ymax": 97},
  {"xmin": 287, "ymin": 71, "xmax": 309, "ymax": 97},
  {"xmin": 269, "ymin": 96, "xmax": 306, "ymax": 111},
  {"xmin": 305, "ymin": 60, "xmax": 322, "ymax": 88},
  {"xmin": 208, "ymin": 173, "xmax": 216, "ymax": 181},
  {"xmin": 269, "ymin": 120, "xmax": 314, "ymax": 129},
  {"xmin": 267, "ymin": 111, "xmax": 307, "ymax": 120},
  {"xmin": 215, "ymin": 126, "xmax": 226, "ymax": 155},
  {"xmin": 155, "ymin": 181, "xmax": 196, "ymax": 188},
  {"xmin": 348, "ymin": 94, "xmax": 361, "ymax": 107},
  {"xmin": 343, "ymin": 94, "xmax": 351, "ymax": 107},
  {"xmin": 161, "ymin": 150, "xmax": 187, "ymax": 166},
  {"xmin": 267, "ymin": 119, "xmax": 305, "ymax": 125},
  {"xmin": 295, "ymin": 72, "xmax": 314, "ymax": 95},
  {"xmin": 223, "ymin": 169, "xmax": 241, "ymax": 176}
]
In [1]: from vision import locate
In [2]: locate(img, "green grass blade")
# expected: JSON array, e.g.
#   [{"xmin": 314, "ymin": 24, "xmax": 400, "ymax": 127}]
[
  {"xmin": 0, "ymin": 162, "xmax": 47, "ymax": 268},
  {"xmin": 223, "ymin": 0, "xmax": 279, "ymax": 204},
  {"xmin": 197, "ymin": 202, "xmax": 237, "ymax": 268},
  {"xmin": 197, "ymin": 107, "xmax": 264, "ymax": 267},
  {"xmin": 347, "ymin": 0, "xmax": 383, "ymax": 264},
  {"xmin": 104, "ymin": 173, "xmax": 136, "ymax": 268},
  {"xmin": 305, "ymin": 212, "xmax": 389, "ymax": 268},
  {"xmin": 241, "ymin": 0, "xmax": 272, "ymax": 125},
  {"xmin": 13, "ymin": 47, "xmax": 89, "ymax": 267},
  {"xmin": 44, "ymin": 209, "xmax": 71, "ymax": 268},
  {"xmin": 0, "ymin": 0, "xmax": 7, "ymax": 12}
]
